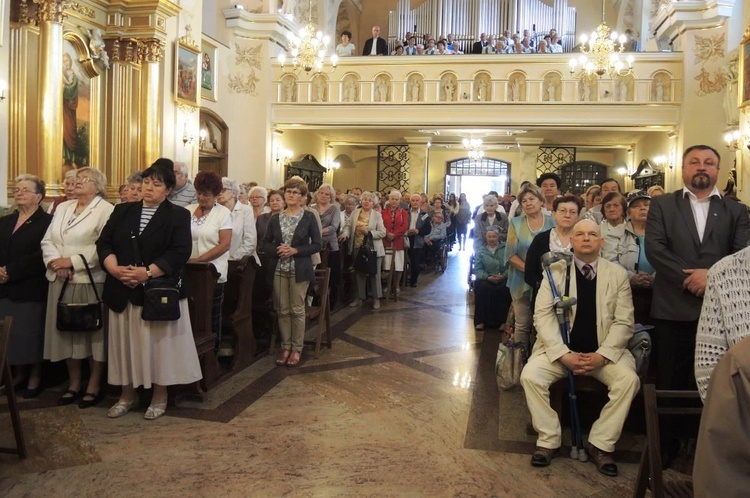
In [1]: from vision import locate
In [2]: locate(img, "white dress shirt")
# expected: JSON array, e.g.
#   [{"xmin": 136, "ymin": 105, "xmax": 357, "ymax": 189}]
[{"xmin": 683, "ymin": 186, "xmax": 721, "ymax": 242}]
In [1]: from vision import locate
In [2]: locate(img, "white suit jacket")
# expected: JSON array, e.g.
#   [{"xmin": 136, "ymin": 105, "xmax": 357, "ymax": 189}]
[
  {"xmin": 532, "ymin": 257, "xmax": 635, "ymax": 364},
  {"xmin": 228, "ymin": 201, "xmax": 257, "ymax": 262},
  {"xmin": 41, "ymin": 197, "xmax": 114, "ymax": 283},
  {"xmin": 343, "ymin": 207, "xmax": 386, "ymax": 256}
]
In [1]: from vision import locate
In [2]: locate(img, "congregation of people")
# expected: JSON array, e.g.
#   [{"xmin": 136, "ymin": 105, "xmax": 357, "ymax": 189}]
[{"xmin": 335, "ymin": 25, "xmax": 640, "ymax": 57}]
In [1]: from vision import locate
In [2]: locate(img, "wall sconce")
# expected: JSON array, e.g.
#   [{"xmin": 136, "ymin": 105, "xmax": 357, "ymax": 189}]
[
  {"xmin": 199, "ymin": 129, "xmax": 207, "ymax": 150},
  {"xmin": 653, "ymin": 155, "xmax": 672, "ymax": 170},
  {"xmin": 274, "ymin": 145, "xmax": 293, "ymax": 166},
  {"xmin": 327, "ymin": 160, "xmax": 340, "ymax": 170},
  {"xmin": 723, "ymin": 129, "xmax": 750, "ymax": 151},
  {"xmin": 182, "ymin": 123, "xmax": 194, "ymax": 147},
  {"xmin": 0, "ymin": 80, "xmax": 6, "ymax": 103},
  {"xmin": 616, "ymin": 166, "xmax": 628, "ymax": 176}
]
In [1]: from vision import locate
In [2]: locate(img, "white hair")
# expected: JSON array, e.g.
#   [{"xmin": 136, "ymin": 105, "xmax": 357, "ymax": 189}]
[
  {"xmin": 389, "ymin": 189, "xmax": 402, "ymax": 200},
  {"xmin": 174, "ymin": 161, "xmax": 190, "ymax": 178}
]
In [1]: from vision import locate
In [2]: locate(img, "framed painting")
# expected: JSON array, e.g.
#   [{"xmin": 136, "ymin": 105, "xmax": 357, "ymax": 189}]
[
  {"xmin": 201, "ymin": 38, "xmax": 218, "ymax": 102},
  {"xmin": 740, "ymin": 33, "xmax": 750, "ymax": 108},
  {"xmin": 62, "ymin": 33, "xmax": 99, "ymax": 169},
  {"xmin": 175, "ymin": 40, "xmax": 200, "ymax": 107}
]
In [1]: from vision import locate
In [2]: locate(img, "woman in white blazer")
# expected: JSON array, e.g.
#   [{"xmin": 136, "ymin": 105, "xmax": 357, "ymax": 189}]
[
  {"xmin": 42, "ymin": 167, "xmax": 114, "ymax": 408},
  {"xmin": 339, "ymin": 191, "xmax": 386, "ymax": 309}
]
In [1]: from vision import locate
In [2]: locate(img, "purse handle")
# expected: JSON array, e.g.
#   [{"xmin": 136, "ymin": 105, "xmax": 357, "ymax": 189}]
[{"xmin": 58, "ymin": 254, "xmax": 102, "ymax": 304}]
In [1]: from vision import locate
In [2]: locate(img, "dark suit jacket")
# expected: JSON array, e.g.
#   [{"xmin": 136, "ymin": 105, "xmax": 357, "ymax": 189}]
[
  {"xmin": 96, "ymin": 200, "xmax": 192, "ymax": 312},
  {"xmin": 362, "ymin": 37, "xmax": 388, "ymax": 56},
  {"xmin": 261, "ymin": 210, "xmax": 322, "ymax": 284},
  {"xmin": 524, "ymin": 228, "xmax": 552, "ymax": 292},
  {"xmin": 645, "ymin": 190, "xmax": 750, "ymax": 321},
  {"xmin": 0, "ymin": 207, "xmax": 51, "ymax": 302},
  {"xmin": 471, "ymin": 41, "xmax": 486, "ymax": 54}
]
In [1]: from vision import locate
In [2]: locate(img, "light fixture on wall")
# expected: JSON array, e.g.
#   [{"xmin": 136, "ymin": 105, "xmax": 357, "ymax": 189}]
[
  {"xmin": 653, "ymin": 155, "xmax": 673, "ymax": 170},
  {"xmin": 275, "ymin": 144, "xmax": 293, "ymax": 166},
  {"xmin": 199, "ymin": 129, "xmax": 207, "ymax": 150},
  {"xmin": 182, "ymin": 123, "xmax": 194, "ymax": 147},
  {"xmin": 0, "ymin": 80, "xmax": 6, "ymax": 103},
  {"xmin": 278, "ymin": 0, "xmax": 338, "ymax": 74},
  {"xmin": 568, "ymin": 0, "xmax": 634, "ymax": 79},
  {"xmin": 327, "ymin": 160, "xmax": 340, "ymax": 170},
  {"xmin": 723, "ymin": 129, "xmax": 750, "ymax": 151},
  {"xmin": 462, "ymin": 138, "xmax": 484, "ymax": 161}
]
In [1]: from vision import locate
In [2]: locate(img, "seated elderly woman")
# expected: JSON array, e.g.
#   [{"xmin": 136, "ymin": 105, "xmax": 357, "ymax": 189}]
[
  {"xmin": 218, "ymin": 177, "xmax": 257, "ymax": 262},
  {"xmin": 599, "ymin": 192, "xmax": 627, "ymax": 260},
  {"xmin": 126, "ymin": 172, "xmax": 143, "ymax": 202},
  {"xmin": 0, "ymin": 175, "xmax": 52, "ymax": 398},
  {"xmin": 473, "ymin": 194, "xmax": 509, "ymax": 252},
  {"xmin": 473, "ymin": 227, "xmax": 512, "ymax": 330},
  {"xmin": 612, "ymin": 191, "xmax": 654, "ymax": 324},
  {"xmin": 186, "ymin": 171, "xmax": 232, "ymax": 348},
  {"xmin": 339, "ymin": 191, "xmax": 386, "ymax": 310},
  {"xmin": 42, "ymin": 167, "xmax": 114, "ymax": 408}
]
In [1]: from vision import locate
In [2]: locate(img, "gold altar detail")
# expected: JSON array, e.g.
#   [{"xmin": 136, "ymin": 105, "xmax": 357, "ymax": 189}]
[
  {"xmin": 33, "ymin": 0, "xmax": 71, "ymax": 23},
  {"xmin": 138, "ymin": 38, "xmax": 164, "ymax": 63}
]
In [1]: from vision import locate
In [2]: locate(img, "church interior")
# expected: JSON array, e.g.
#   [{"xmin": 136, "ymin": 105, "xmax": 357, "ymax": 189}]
[{"xmin": 0, "ymin": 0, "xmax": 748, "ymax": 494}]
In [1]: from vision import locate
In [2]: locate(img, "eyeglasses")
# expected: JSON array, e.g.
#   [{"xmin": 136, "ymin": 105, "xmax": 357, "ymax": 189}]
[
  {"xmin": 249, "ymin": 196, "xmax": 265, "ymax": 200},
  {"xmin": 285, "ymin": 190, "xmax": 302, "ymax": 195},
  {"xmin": 75, "ymin": 177, "xmax": 94, "ymax": 183},
  {"xmin": 13, "ymin": 188, "xmax": 38, "ymax": 195}
]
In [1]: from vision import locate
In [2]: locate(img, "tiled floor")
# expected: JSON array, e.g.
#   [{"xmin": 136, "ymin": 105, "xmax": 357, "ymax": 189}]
[{"xmin": 0, "ymin": 249, "xmax": 680, "ymax": 496}]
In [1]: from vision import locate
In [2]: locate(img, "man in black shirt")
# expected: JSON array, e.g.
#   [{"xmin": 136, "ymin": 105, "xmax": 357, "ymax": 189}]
[{"xmin": 520, "ymin": 219, "xmax": 639, "ymax": 476}]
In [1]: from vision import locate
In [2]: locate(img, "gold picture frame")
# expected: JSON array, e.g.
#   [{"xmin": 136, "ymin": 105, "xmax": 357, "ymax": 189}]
[
  {"xmin": 739, "ymin": 32, "xmax": 750, "ymax": 108},
  {"xmin": 175, "ymin": 40, "xmax": 200, "ymax": 107},
  {"xmin": 201, "ymin": 38, "xmax": 218, "ymax": 102}
]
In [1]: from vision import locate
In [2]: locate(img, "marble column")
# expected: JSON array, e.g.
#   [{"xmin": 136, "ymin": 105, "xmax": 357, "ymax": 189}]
[
  {"xmin": 34, "ymin": 0, "xmax": 70, "ymax": 185},
  {"xmin": 139, "ymin": 38, "xmax": 164, "ymax": 169}
]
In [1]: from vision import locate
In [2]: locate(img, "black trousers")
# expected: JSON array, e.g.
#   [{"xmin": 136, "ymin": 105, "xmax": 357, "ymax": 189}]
[
  {"xmin": 654, "ymin": 318, "xmax": 698, "ymax": 391},
  {"xmin": 409, "ymin": 247, "xmax": 423, "ymax": 285}
]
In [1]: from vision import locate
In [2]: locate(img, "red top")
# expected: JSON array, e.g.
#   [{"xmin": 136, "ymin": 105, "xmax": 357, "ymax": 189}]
[{"xmin": 381, "ymin": 206, "xmax": 409, "ymax": 250}]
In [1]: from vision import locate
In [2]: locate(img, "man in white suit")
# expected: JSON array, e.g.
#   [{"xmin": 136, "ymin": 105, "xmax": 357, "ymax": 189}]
[{"xmin": 520, "ymin": 219, "xmax": 639, "ymax": 476}]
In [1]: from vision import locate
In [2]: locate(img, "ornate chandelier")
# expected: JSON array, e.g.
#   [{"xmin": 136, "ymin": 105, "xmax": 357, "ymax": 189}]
[
  {"xmin": 278, "ymin": 0, "xmax": 337, "ymax": 74},
  {"xmin": 568, "ymin": 0, "xmax": 634, "ymax": 78},
  {"xmin": 463, "ymin": 138, "xmax": 484, "ymax": 161}
]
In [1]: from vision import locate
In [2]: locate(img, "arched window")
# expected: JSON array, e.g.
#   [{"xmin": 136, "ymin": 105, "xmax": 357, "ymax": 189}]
[{"xmin": 446, "ymin": 157, "xmax": 512, "ymax": 197}]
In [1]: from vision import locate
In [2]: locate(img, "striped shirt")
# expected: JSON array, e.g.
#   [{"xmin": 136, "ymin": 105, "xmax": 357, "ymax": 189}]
[{"xmin": 140, "ymin": 206, "xmax": 157, "ymax": 234}]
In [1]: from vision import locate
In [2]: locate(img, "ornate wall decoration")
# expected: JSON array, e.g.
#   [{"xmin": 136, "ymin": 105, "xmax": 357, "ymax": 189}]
[
  {"xmin": 694, "ymin": 33, "xmax": 725, "ymax": 66},
  {"xmin": 651, "ymin": 71, "xmax": 672, "ymax": 102},
  {"xmin": 79, "ymin": 26, "xmax": 110, "ymax": 68},
  {"xmin": 407, "ymin": 74, "xmax": 423, "ymax": 102},
  {"xmin": 34, "ymin": 0, "xmax": 72, "ymax": 23},
  {"xmin": 377, "ymin": 145, "xmax": 410, "ymax": 193},
  {"xmin": 536, "ymin": 147, "xmax": 576, "ymax": 176},
  {"xmin": 280, "ymin": 74, "xmax": 297, "ymax": 102},
  {"xmin": 374, "ymin": 74, "xmax": 391, "ymax": 102},
  {"xmin": 342, "ymin": 74, "xmax": 359, "ymax": 102},
  {"xmin": 312, "ymin": 74, "xmax": 328, "ymax": 102},
  {"xmin": 543, "ymin": 72, "xmax": 561, "ymax": 102},
  {"xmin": 69, "ymin": 1, "xmax": 94, "ymax": 18},
  {"xmin": 235, "ymin": 42, "xmax": 262, "ymax": 69},
  {"xmin": 614, "ymin": 74, "xmax": 634, "ymax": 102},
  {"xmin": 474, "ymin": 72, "xmax": 491, "ymax": 102},
  {"xmin": 507, "ymin": 72, "xmax": 526, "ymax": 102},
  {"xmin": 439, "ymin": 73, "xmax": 457, "ymax": 102},
  {"xmin": 228, "ymin": 70, "xmax": 260, "ymax": 95},
  {"xmin": 138, "ymin": 38, "xmax": 164, "ymax": 63},
  {"xmin": 692, "ymin": 31, "xmax": 728, "ymax": 97},
  {"xmin": 578, "ymin": 73, "xmax": 598, "ymax": 102}
]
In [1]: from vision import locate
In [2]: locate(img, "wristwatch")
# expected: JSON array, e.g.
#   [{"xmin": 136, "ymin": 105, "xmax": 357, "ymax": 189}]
[{"xmin": 146, "ymin": 267, "xmax": 153, "ymax": 279}]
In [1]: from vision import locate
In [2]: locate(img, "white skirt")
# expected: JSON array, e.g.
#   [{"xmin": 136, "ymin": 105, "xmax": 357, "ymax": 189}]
[
  {"xmin": 108, "ymin": 300, "xmax": 202, "ymax": 389},
  {"xmin": 383, "ymin": 249, "xmax": 405, "ymax": 272}
]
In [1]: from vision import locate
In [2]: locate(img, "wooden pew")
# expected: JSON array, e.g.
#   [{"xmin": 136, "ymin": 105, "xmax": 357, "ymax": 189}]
[
  {"xmin": 184, "ymin": 262, "xmax": 220, "ymax": 393},
  {"xmin": 0, "ymin": 317, "xmax": 27, "ymax": 459},
  {"xmin": 221, "ymin": 256, "xmax": 257, "ymax": 370}
]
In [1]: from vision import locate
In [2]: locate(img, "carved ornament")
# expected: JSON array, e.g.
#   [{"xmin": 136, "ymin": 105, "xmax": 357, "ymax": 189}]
[
  {"xmin": 179, "ymin": 24, "xmax": 199, "ymax": 50},
  {"xmin": 111, "ymin": 38, "xmax": 121, "ymax": 62},
  {"xmin": 33, "ymin": 0, "xmax": 72, "ymax": 23},
  {"xmin": 69, "ymin": 1, "xmax": 94, "ymax": 18},
  {"xmin": 138, "ymin": 38, "xmax": 164, "ymax": 63},
  {"xmin": 18, "ymin": 0, "xmax": 34, "ymax": 24}
]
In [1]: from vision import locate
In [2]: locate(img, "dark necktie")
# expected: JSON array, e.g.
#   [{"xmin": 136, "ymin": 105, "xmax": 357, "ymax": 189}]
[{"xmin": 582, "ymin": 263, "xmax": 594, "ymax": 280}]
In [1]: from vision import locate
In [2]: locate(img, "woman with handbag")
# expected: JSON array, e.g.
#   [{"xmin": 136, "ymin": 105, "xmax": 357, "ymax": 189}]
[
  {"xmin": 261, "ymin": 177, "xmax": 321, "ymax": 367},
  {"xmin": 42, "ymin": 167, "xmax": 114, "ymax": 408},
  {"xmin": 187, "ymin": 171, "xmax": 232, "ymax": 351},
  {"xmin": 0, "ymin": 175, "xmax": 52, "ymax": 399},
  {"xmin": 339, "ymin": 191, "xmax": 386, "ymax": 310},
  {"xmin": 381, "ymin": 190, "xmax": 408, "ymax": 301},
  {"xmin": 97, "ymin": 159, "xmax": 201, "ymax": 420},
  {"xmin": 311, "ymin": 183, "xmax": 341, "ymax": 307}
]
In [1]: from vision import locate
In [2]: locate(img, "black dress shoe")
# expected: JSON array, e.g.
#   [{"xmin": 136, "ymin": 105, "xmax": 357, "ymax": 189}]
[
  {"xmin": 587, "ymin": 443, "xmax": 618, "ymax": 476},
  {"xmin": 22, "ymin": 385, "xmax": 43, "ymax": 399},
  {"xmin": 57, "ymin": 389, "xmax": 82, "ymax": 406},
  {"xmin": 78, "ymin": 392, "xmax": 105, "ymax": 409},
  {"xmin": 531, "ymin": 446, "xmax": 559, "ymax": 467}
]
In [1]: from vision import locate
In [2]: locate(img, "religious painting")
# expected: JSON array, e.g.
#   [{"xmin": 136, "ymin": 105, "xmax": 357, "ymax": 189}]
[
  {"xmin": 62, "ymin": 37, "xmax": 92, "ymax": 168},
  {"xmin": 175, "ymin": 41, "xmax": 200, "ymax": 106},
  {"xmin": 740, "ymin": 33, "xmax": 750, "ymax": 108},
  {"xmin": 201, "ymin": 38, "xmax": 218, "ymax": 102}
]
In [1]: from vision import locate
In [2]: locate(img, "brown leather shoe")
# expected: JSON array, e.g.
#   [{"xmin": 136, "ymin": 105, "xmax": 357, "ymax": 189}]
[
  {"xmin": 530, "ymin": 446, "xmax": 560, "ymax": 467},
  {"xmin": 587, "ymin": 443, "xmax": 618, "ymax": 476}
]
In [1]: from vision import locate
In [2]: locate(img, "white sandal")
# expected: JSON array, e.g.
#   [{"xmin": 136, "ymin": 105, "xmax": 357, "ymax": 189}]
[
  {"xmin": 107, "ymin": 399, "xmax": 136, "ymax": 418},
  {"xmin": 144, "ymin": 402, "xmax": 167, "ymax": 420}
]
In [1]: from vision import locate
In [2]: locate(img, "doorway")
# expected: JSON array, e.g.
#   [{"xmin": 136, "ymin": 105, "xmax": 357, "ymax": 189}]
[{"xmin": 445, "ymin": 157, "xmax": 511, "ymax": 211}]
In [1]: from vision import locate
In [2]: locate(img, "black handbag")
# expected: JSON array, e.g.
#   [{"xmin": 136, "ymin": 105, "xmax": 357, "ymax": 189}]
[
  {"xmin": 353, "ymin": 233, "xmax": 378, "ymax": 275},
  {"xmin": 141, "ymin": 277, "xmax": 182, "ymax": 321},
  {"xmin": 131, "ymin": 231, "xmax": 181, "ymax": 321},
  {"xmin": 56, "ymin": 254, "xmax": 103, "ymax": 332}
]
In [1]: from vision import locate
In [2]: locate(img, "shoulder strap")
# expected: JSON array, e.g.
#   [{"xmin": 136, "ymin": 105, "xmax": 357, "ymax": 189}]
[
  {"xmin": 130, "ymin": 230, "xmax": 145, "ymax": 266},
  {"xmin": 58, "ymin": 254, "xmax": 102, "ymax": 303}
]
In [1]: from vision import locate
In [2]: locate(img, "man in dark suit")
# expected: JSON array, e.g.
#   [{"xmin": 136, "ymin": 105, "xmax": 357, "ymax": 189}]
[
  {"xmin": 362, "ymin": 25, "xmax": 388, "ymax": 56},
  {"xmin": 645, "ymin": 144, "xmax": 750, "ymax": 462},
  {"xmin": 471, "ymin": 33, "xmax": 487, "ymax": 54}
]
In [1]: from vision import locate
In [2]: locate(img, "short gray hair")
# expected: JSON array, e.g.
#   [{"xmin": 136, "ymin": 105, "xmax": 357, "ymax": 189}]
[
  {"xmin": 483, "ymin": 194, "xmax": 498, "ymax": 207},
  {"xmin": 389, "ymin": 189, "xmax": 402, "ymax": 200},
  {"xmin": 222, "ymin": 177, "xmax": 240, "ymax": 195},
  {"xmin": 316, "ymin": 183, "xmax": 336, "ymax": 202},
  {"xmin": 360, "ymin": 191, "xmax": 377, "ymax": 203},
  {"xmin": 127, "ymin": 171, "xmax": 143, "ymax": 184},
  {"xmin": 249, "ymin": 185, "xmax": 267, "ymax": 200},
  {"xmin": 77, "ymin": 167, "xmax": 108, "ymax": 197},
  {"xmin": 174, "ymin": 161, "xmax": 190, "ymax": 178},
  {"xmin": 15, "ymin": 174, "xmax": 46, "ymax": 200}
]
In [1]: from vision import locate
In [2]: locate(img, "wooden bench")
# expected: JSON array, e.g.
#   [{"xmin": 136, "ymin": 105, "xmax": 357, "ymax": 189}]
[
  {"xmin": 0, "ymin": 317, "xmax": 27, "ymax": 459},
  {"xmin": 270, "ymin": 268, "xmax": 332, "ymax": 359},
  {"xmin": 221, "ymin": 256, "xmax": 257, "ymax": 370},
  {"xmin": 184, "ymin": 262, "xmax": 220, "ymax": 393}
]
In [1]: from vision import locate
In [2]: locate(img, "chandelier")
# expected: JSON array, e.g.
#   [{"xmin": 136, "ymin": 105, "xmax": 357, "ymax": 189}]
[
  {"xmin": 568, "ymin": 0, "xmax": 634, "ymax": 78},
  {"xmin": 463, "ymin": 138, "xmax": 484, "ymax": 161},
  {"xmin": 278, "ymin": 0, "xmax": 338, "ymax": 74}
]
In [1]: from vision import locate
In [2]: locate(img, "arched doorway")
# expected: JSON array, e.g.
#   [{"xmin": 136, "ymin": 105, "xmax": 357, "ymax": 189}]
[
  {"xmin": 445, "ymin": 157, "xmax": 511, "ymax": 209},
  {"xmin": 198, "ymin": 108, "xmax": 228, "ymax": 177}
]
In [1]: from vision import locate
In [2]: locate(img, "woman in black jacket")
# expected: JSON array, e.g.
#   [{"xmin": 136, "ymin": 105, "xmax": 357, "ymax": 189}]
[
  {"xmin": 0, "ymin": 175, "xmax": 51, "ymax": 398},
  {"xmin": 262, "ymin": 177, "xmax": 321, "ymax": 367},
  {"xmin": 96, "ymin": 159, "xmax": 201, "ymax": 420}
]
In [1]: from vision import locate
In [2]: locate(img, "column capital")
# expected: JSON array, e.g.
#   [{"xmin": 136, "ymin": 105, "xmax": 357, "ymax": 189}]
[
  {"xmin": 33, "ymin": 0, "xmax": 72, "ymax": 23},
  {"xmin": 138, "ymin": 38, "xmax": 165, "ymax": 63}
]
